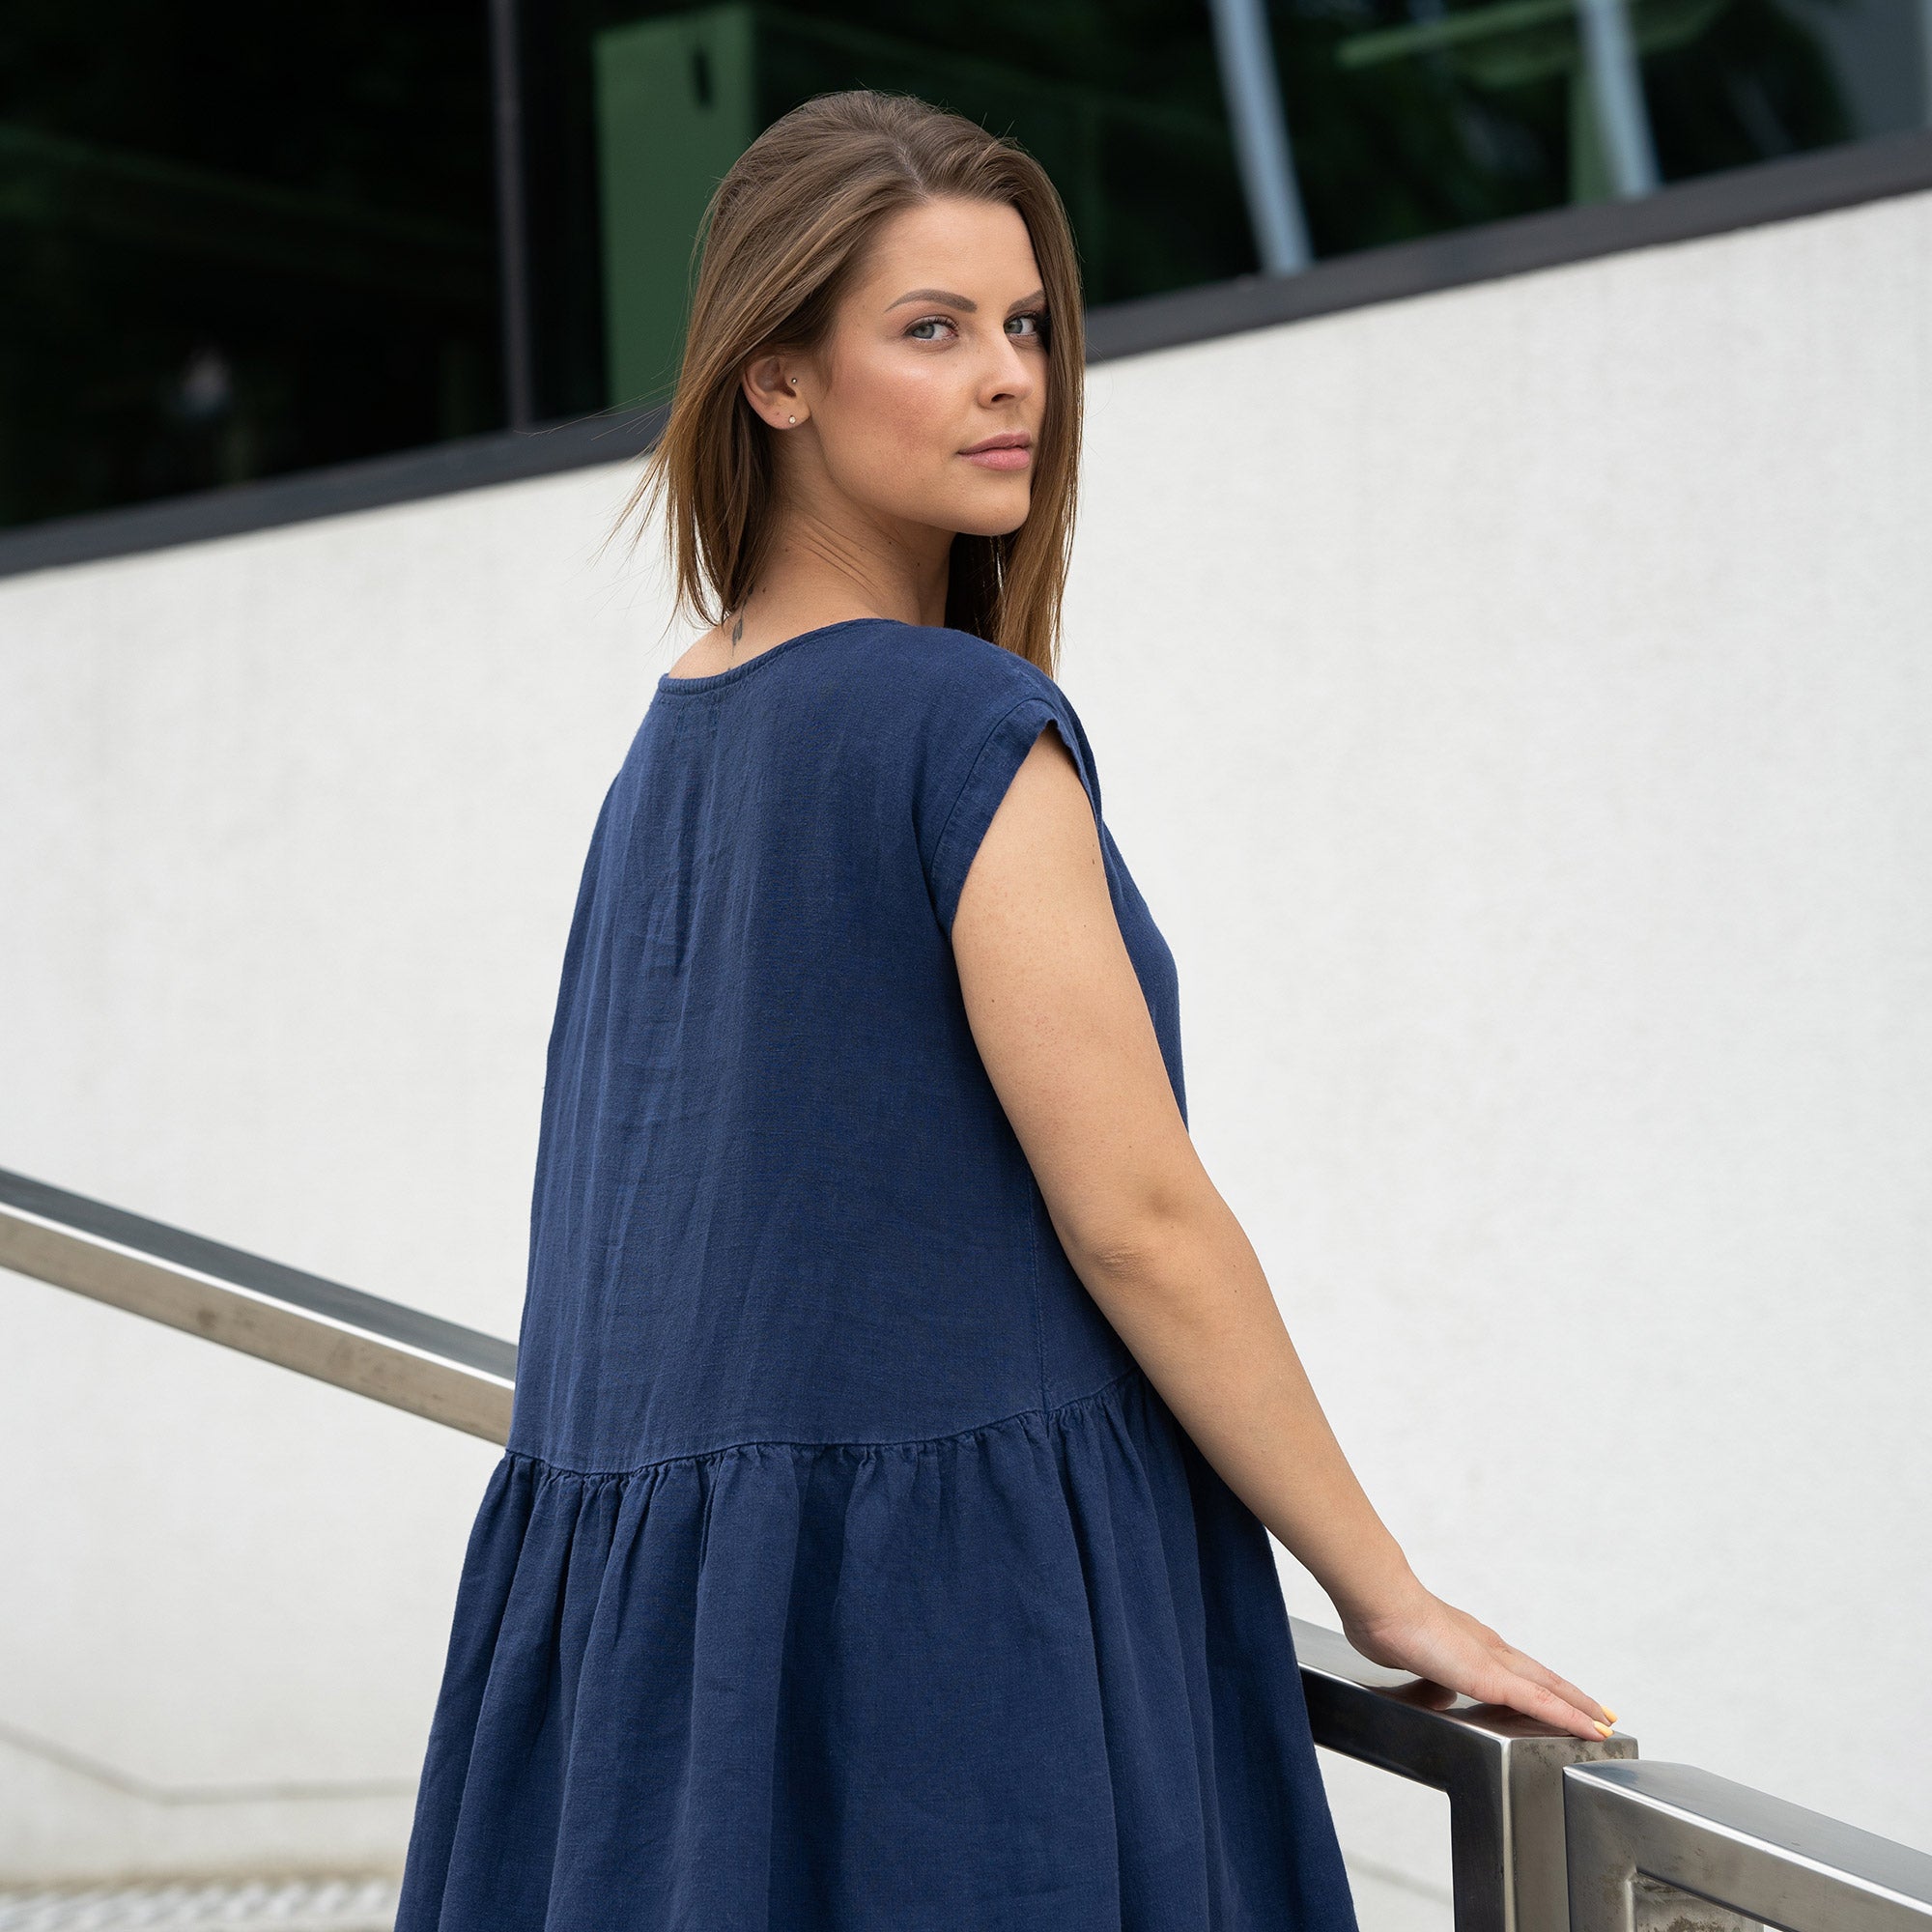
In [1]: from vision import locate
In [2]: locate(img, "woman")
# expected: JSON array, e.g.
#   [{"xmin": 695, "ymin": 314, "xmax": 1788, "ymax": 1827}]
[{"xmin": 396, "ymin": 89, "xmax": 1612, "ymax": 1931}]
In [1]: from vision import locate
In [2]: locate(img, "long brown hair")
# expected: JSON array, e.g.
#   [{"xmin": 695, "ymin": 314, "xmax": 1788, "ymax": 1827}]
[{"xmin": 610, "ymin": 90, "xmax": 1085, "ymax": 676}]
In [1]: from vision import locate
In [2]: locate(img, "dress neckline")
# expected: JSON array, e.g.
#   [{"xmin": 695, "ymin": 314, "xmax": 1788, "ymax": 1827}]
[{"xmin": 655, "ymin": 616, "xmax": 892, "ymax": 694}]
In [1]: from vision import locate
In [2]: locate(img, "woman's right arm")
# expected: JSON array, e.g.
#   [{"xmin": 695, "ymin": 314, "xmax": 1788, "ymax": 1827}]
[{"xmin": 951, "ymin": 726, "xmax": 1614, "ymax": 1743}]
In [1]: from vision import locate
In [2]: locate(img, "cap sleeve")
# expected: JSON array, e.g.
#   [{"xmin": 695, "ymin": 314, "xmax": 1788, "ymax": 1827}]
[{"xmin": 922, "ymin": 684, "xmax": 1104, "ymax": 936}]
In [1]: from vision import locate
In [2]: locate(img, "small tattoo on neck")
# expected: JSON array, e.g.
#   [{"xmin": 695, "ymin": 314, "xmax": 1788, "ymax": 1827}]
[{"xmin": 731, "ymin": 613, "xmax": 744, "ymax": 646}]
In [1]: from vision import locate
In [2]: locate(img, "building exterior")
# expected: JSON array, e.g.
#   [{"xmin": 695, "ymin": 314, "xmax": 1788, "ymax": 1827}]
[{"xmin": 2, "ymin": 131, "xmax": 1929, "ymax": 1919}]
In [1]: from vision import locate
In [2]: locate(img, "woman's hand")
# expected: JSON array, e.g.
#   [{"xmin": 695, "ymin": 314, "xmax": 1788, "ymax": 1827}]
[{"xmin": 1341, "ymin": 1580, "xmax": 1616, "ymax": 1742}]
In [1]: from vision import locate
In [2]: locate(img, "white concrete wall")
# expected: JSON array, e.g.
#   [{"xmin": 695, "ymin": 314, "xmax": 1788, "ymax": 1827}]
[
  {"xmin": 0, "ymin": 477, "xmax": 665, "ymax": 1884},
  {"xmin": 2, "ymin": 182, "xmax": 1927, "ymax": 1917}
]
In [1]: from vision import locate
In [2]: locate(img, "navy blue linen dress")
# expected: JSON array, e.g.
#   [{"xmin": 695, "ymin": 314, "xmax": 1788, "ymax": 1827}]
[{"xmin": 395, "ymin": 616, "xmax": 1357, "ymax": 1931}]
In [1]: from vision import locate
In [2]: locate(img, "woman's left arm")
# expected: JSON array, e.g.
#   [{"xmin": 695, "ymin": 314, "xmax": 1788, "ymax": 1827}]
[{"xmin": 952, "ymin": 726, "xmax": 1614, "ymax": 1743}]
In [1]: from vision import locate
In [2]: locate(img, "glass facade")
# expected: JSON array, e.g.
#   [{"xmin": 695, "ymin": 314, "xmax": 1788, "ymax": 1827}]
[
  {"xmin": 3, "ymin": 0, "xmax": 1926, "ymax": 531},
  {"xmin": 0, "ymin": 0, "xmax": 499, "ymax": 531}
]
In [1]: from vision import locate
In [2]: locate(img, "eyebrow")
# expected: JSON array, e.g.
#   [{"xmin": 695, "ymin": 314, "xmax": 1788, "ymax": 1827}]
[{"xmin": 885, "ymin": 286, "xmax": 1047, "ymax": 314}]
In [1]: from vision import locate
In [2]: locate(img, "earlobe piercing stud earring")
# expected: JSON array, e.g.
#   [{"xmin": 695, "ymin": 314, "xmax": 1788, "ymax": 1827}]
[{"xmin": 787, "ymin": 414, "xmax": 797, "ymax": 424}]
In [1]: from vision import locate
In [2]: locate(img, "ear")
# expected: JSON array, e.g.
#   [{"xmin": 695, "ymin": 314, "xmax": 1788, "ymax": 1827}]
[{"xmin": 742, "ymin": 350, "xmax": 807, "ymax": 429}]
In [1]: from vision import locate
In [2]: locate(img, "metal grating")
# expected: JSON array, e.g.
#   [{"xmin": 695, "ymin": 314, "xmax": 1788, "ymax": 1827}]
[{"xmin": 0, "ymin": 1876, "xmax": 398, "ymax": 1931}]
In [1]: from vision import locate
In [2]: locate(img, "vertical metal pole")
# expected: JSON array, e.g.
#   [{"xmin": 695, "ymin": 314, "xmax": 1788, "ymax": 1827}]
[
  {"xmin": 488, "ymin": 0, "xmax": 538, "ymax": 429},
  {"xmin": 1577, "ymin": 0, "xmax": 1660, "ymax": 196},
  {"xmin": 1921, "ymin": 0, "xmax": 1932, "ymax": 128},
  {"xmin": 1207, "ymin": 0, "xmax": 1312, "ymax": 273}
]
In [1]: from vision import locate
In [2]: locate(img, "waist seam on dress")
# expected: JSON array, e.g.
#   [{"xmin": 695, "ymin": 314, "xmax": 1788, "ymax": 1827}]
[{"xmin": 503, "ymin": 1363, "xmax": 1146, "ymax": 1482}]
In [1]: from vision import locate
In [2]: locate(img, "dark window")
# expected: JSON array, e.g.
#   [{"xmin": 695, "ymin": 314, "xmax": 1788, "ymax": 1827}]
[
  {"xmin": 0, "ymin": 0, "xmax": 499, "ymax": 529},
  {"xmin": 3, "ymin": 0, "xmax": 1920, "ymax": 532}
]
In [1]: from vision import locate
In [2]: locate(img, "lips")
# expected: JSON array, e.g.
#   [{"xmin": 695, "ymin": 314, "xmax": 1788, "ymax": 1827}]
[{"xmin": 960, "ymin": 432, "xmax": 1032, "ymax": 471}]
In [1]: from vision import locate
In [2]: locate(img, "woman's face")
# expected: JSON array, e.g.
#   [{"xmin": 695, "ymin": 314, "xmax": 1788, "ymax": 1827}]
[{"xmin": 753, "ymin": 195, "xmax": 1050, "ymax": 541}]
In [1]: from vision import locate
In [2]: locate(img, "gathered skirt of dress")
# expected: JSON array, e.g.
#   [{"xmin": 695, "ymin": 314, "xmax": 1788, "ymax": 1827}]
[{"xmin": 395, "ymin": 1364, "xmax": 1356, "ymax": 1932}]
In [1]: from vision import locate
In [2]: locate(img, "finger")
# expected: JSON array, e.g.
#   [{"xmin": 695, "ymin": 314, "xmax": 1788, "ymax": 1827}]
[
  {"xmin": 1494, "ymin": 1671, "xmax": 1607, "ymax": 1742},
  {"xmin": 1457, "ymin": 1657, "xmax": 1607, "ymax": 1742},
  {"xmin": 1502, "ymin": 1652, "xmax": 1611, "ymax": 1725},
  {"xmin": 1495, "ymin": 1647, "xmax": 1610, "ymax": 1723}
]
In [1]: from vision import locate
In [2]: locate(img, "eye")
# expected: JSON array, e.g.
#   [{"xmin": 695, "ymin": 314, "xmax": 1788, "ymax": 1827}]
[
  {"xmin": 905, "ymin": 315, "xmax": 957, "ymax": 341},
  {"xmin": 1006, "ymin": 310, "xmax": 1046, "ymax": 342}
]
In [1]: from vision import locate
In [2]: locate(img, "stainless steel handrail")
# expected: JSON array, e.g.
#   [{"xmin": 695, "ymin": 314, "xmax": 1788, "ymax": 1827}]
[
  {"xmin": 0, "ymin": 1160, "xmax": 1633, "ymax": 1924},
  {"xmin": 1565, "ymin": 1759, "xmax": 1932, "ymax": 1932},
  {"xmin": 0, "ymin": 1165, "xmax": 514, "ymax": 1442},
  {"xmin": 10, "ymin": 1165, "xmax": 1931, "ymax": 1932}
]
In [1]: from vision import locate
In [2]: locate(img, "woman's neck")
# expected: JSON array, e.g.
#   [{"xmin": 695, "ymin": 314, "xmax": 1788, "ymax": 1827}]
[
  {"xmin": 744, "ymin": 499, "xmax": 950, "ymax": 637},
  {"xmin": 668, "ymin": 491, "xmax": 957, "ymax": 680}
]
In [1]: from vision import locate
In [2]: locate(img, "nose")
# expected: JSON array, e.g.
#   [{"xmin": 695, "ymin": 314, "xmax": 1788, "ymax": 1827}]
[{"xmin": 980, "ymin": 327, "xmax": 1038, "ymax": 408}]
